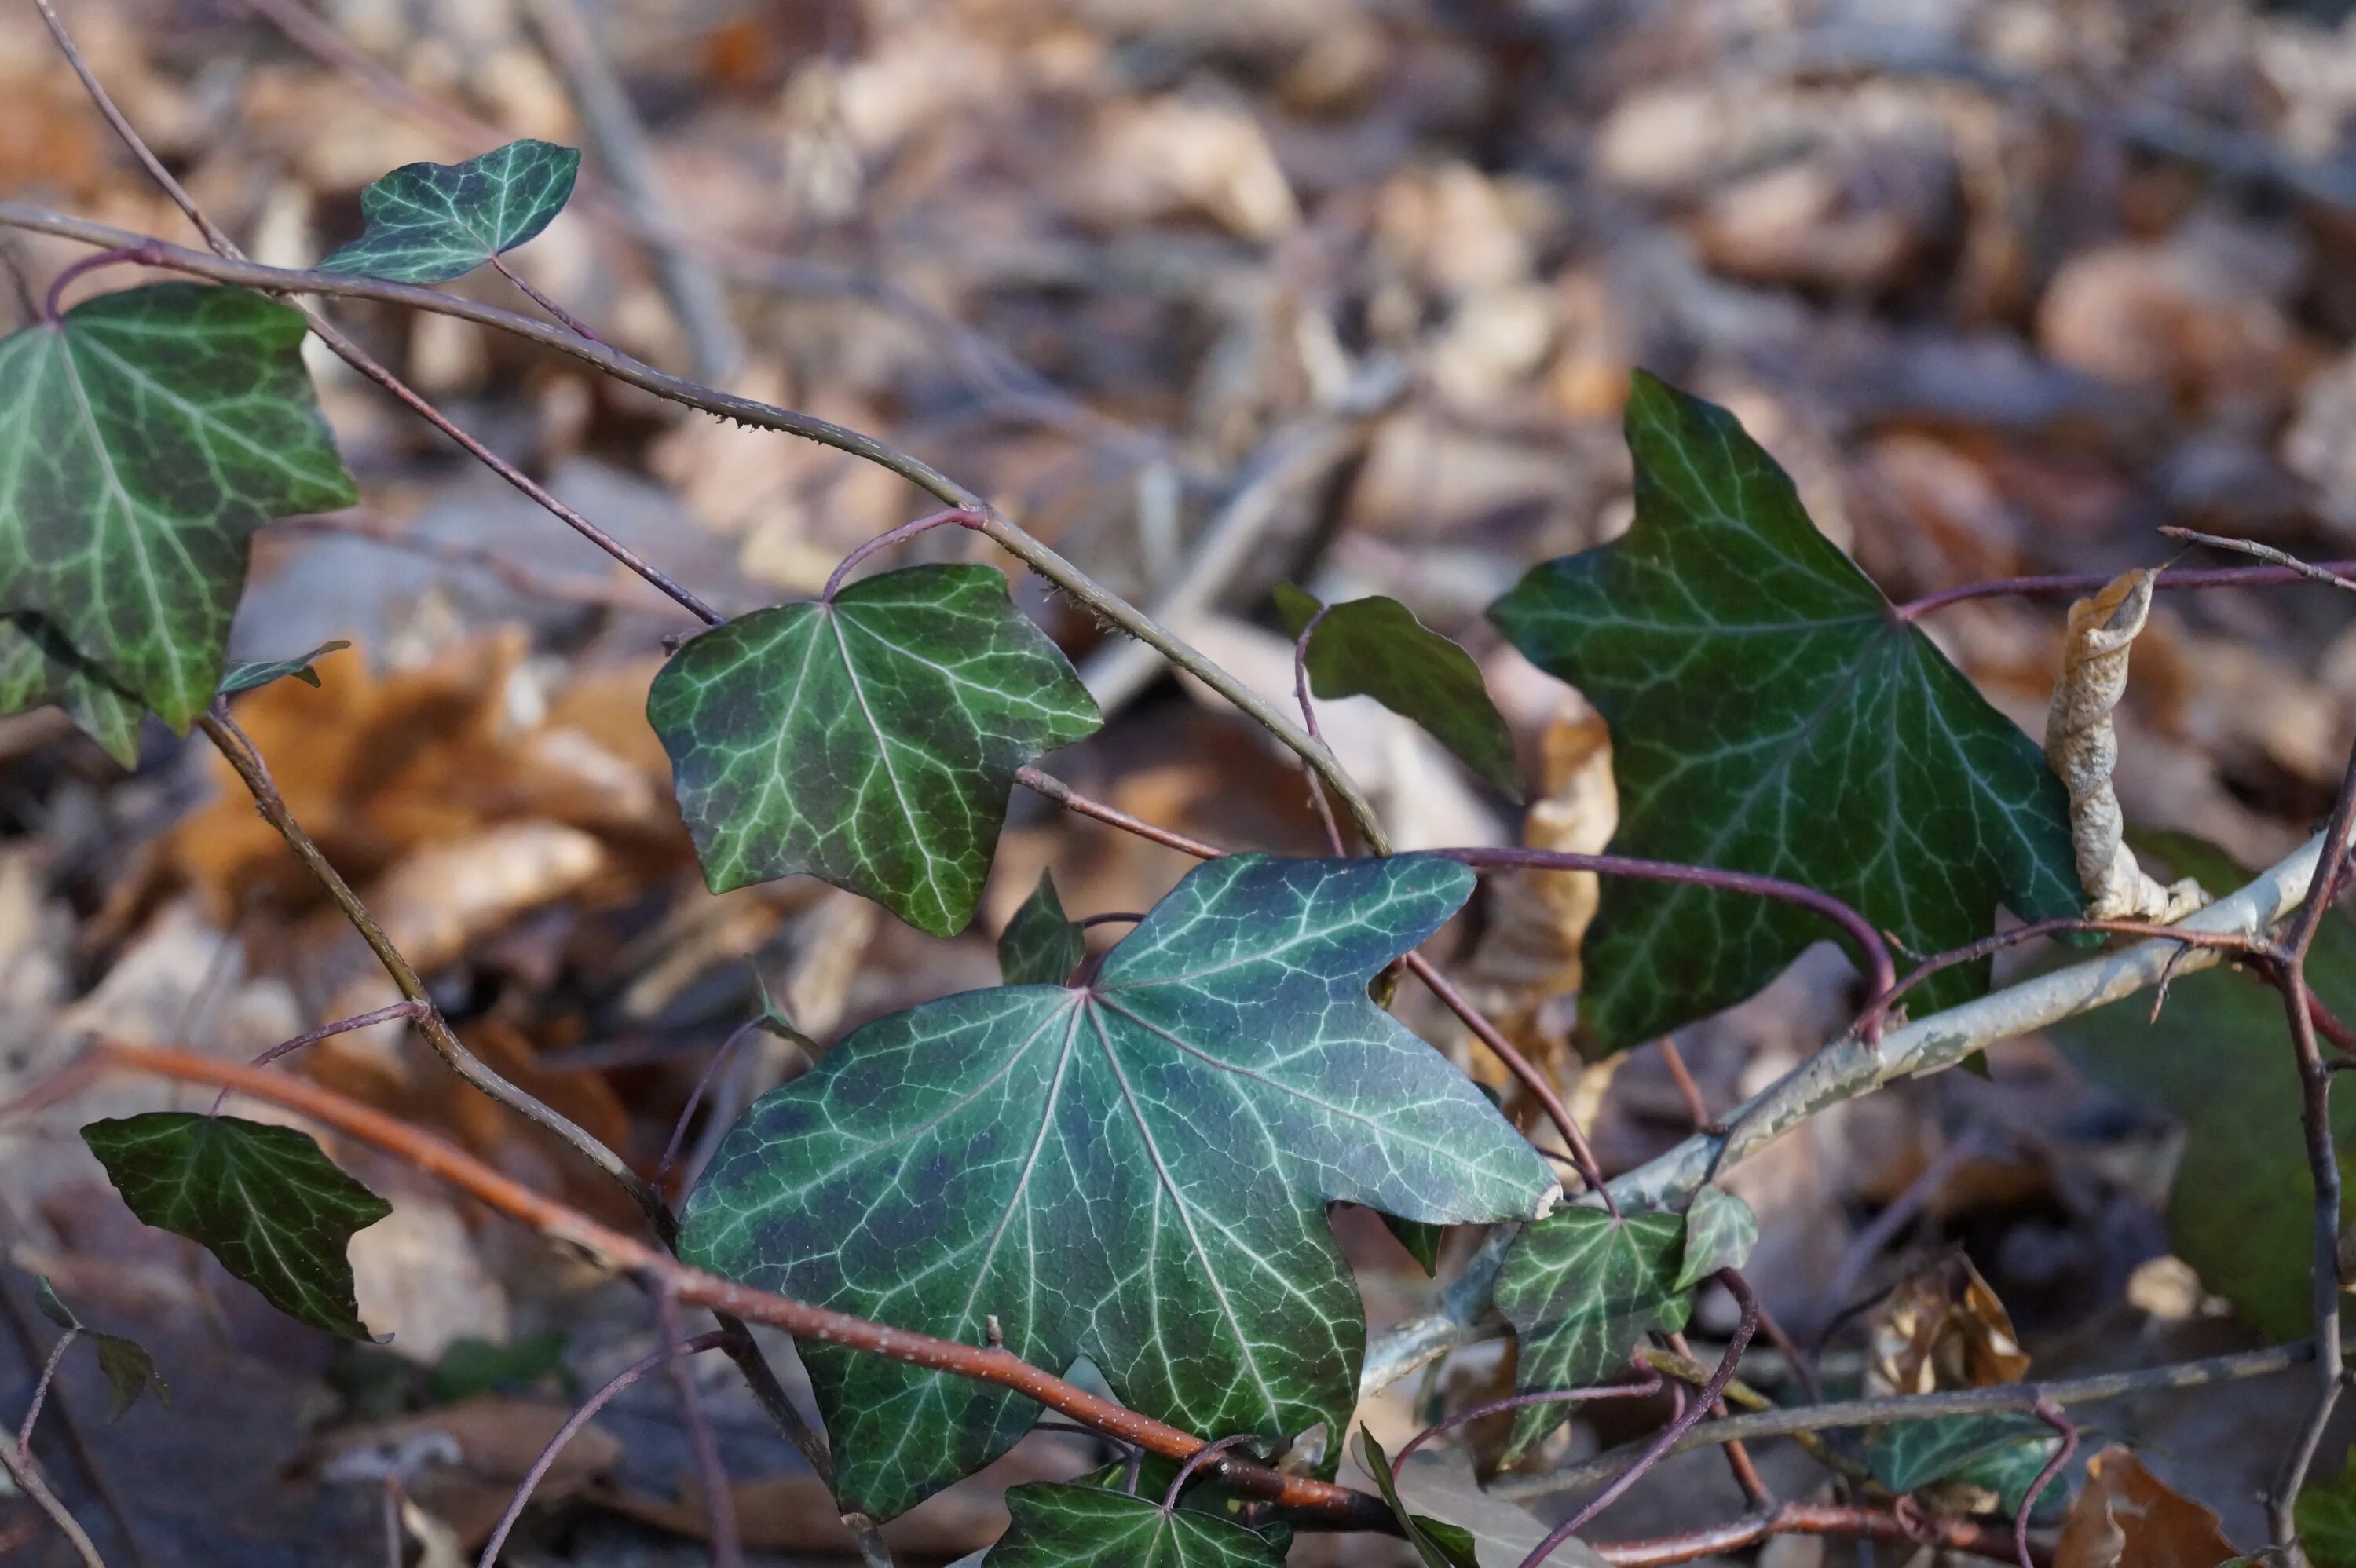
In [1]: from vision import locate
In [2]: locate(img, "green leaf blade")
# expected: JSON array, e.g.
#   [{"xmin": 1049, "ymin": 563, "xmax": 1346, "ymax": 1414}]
[
  {"xmin": 680, "ymin": 853, "xmax": 1556, "ymax": 1519},
  {"xmin": 81, "ymin": 1112, "xmax": 392, "ymax": 1340},
  {"xmin": 1674, "ymin": 1185, "xmax": 1757, "ymax": 1292},
  {"xmin": 0, "ymin": 612, "xmax": 143, "ymax": 764},
  {"xmin": 0, "ymin": 285, "xmax": 357, "ymax": 728},
  {"xmin": 320, "ymin": 140, "xmax": 582, "ymax": 283},
  {"xmin": 1864, "ymin": 1414, "xmax": 2058, "ymax": 1514},
  {"xmin": 1494, "ymin": 1207, "xmax": 1690, "ymax": 1458},
  {"xmin": 33, "ymin": 1278, "xmax": 170, "ymax": 1420},
  {"xmin": 1358, "ymin": 1431, "xmax": 1481, "ymax": 1568},
  {"xmin": 1275, "ymin": 584, "xmax": 1521, "ymax": 799},
  {"xmin": 649, "ymin": 565, "xmax": 1102, "ymax": 935},
  {"xmin": 999, "ymin": 871, "xmax": 1086, "ymax": 985},
  {"xmin": 986, "ymin": 1483, "xmax": 1286, "ymax": 1566},
  {"xmin": 219, "ymin": 638, "xmax": 351, "ymax": 696},
  {"xmin": 1488, "ymin": 371, "xmax": 2077, "ymax": 1051}
]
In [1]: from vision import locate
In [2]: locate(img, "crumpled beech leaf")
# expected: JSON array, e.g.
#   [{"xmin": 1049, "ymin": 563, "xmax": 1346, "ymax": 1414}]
[
  {"xmin": 1492, "ymin": 1206, "xmax": 1690, "ymax": 1459},
  {"xmin": 648, "ymin": 564, "xmax": 1102, "ymax": 936},
  {"xmin": 82, "ymin": 1112, "xmax": 393, "ymax": 1340},
  {"xmin": 0, "ymin": 284, "xmax": 359, "ymax": 728},
  {"xmin": 320, "ymin": 139, "xmax": 583, "ymax": 283},
  {"xmin": 998, "ymin": 869, "xmax": 1085, "ymax": 985},
  {"xmin": 2043, "ymin": 569, "xmax": 2204, "ymax": 922},
  {"xmin": 1489, "ymin": 371, "xmax": 2079, "ymax": 1051},
  {"xmin": 680, "ymin": 854, "xmax": 1557, "ymax": 1519},
  {"xmin": 985, "ymin": 1483, "xmax": 1286, "ymax": 1566},
  {"xmin": 1272, "ymin": 583, "xmax": 1522, "ymax": 799},
  {"xmin": 34, "ymin": 1277, "xmax": 170, "ymax": 1419}
]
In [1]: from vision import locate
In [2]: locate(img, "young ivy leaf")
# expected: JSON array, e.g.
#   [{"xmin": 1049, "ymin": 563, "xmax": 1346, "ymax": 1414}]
[
  {"xmin": 0, "ymin": 612, "xmax": 142, "ymax": 765},
  {"xmin": 1492, "ymin": 1207, "xmax": 1690, "ymax": 1459},
  {"xmin": 1272, "ymin": 583, "xmax": 1521, "ymax": 799},
  {"xmin": 1674, "ymin": 1185, "xmax": 1757, "ymax": 1292},
  {"xmin": 1489, "ymin": 371, "xmax": 2077, "ymax": 1051},
  {"xmin": 680, "ymin": 854, "xmax": 1557, "ymax": 1519},
  {"xmin": 218, "ymin": 638, "xmax": 351, "ymax": 696},
  {"xmin": 986, "ymin": 1483, "xmax": 1286, "ymax": 1566},
  {"xmin": 648, "ymin": 565, "xmax": 1101, "ymax": 937},
  {"xmin": 0, "ymin": 284, "xmax": 358, "ymax": 729},
  {"xmin": 320, "ymin": 140, "xmax": 583, "ymax": 283},
  {"xmin": 1864, "ymin": 1414, "xmax": 2061, "ymax": 1515},
  {"xmin": 33, "ymin": 1277, "xmax": 170, "ymax": 1420},
  {"xmin": 998, "ymin": 869, "xmax": 1085, "ymax": 985},
  {"xmin": 81, "ymin": 1113, "xmax": 393, "ymax": 1340},
  {"xmin": 1357, "ymin": 1431, "xmax": 1480, "ymax": 1568}
]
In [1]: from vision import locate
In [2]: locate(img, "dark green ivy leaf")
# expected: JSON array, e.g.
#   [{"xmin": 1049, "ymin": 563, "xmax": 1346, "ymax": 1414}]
[
  {"xmin": 1273, "ymin": 583, "xmax": 1521, "ymax": 799},
  {"xmin": 999, "ymin": 870, "xmax": 1085, "ymax": 985},
  {"xmin": 1489, "ymin": 371, "xmax": 2078, "ymax": 1051},
  {"xmin": 426, "ymin": 1331, "xmax": 572, "ymax": 1404},
  {"xmin": 0, "ymin": 284, "xmax": 358, "ymax": 728},
  {"xmin": 219, "ymin": 639, "xmax": 351, "ymax": 696},
  {"xmin": 2298, "ymin": 1450, "xmax": 2356, "ymax": 1568},
  {"xmin": 320, "ymin": 139, "xmax": 583, "ymax": 283},
  {"xmin": 1863, "ymin": 1413, "xmax": 2058, "ymax": 1514},
  {"xmin": 986, "ymin": 1483, "xmax": 1285, "ymax": 1566},
  {"xmin": 0, "ymin": 612, "xmax": 142, "ymax": 765},
  {"xmin": 649, "ymin": 565, "xmax": 1102, "ymax": 936},
  {"xmin": 81, "ymin": 1113, "xmax": 393, "ymax": 1340},
  {"xmin": 680, "ymin": 854, "xmax": 1557, "ymax": 1519},
  {"xmin": 1358, "ymin": 1431, "xmax": 1480, "ymax": 1568},
  {"xmin": 33, "ymin": 1277, "xmax": 169, "ymax": 1420},
  {"xmin": 1674, "ymin": 1185, "xmax": 1757, "ymax": 1292},
  {"xmin": 1493, "ymin": 1207, "xmax": 1690, "ymax": 1459}
]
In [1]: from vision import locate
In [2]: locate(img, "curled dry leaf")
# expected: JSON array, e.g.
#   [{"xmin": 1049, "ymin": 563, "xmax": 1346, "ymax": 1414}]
[
  {"xmin": 2054, "ymin": 1446, "xmax": 2242, "ymax": 1568},
  {"xmin": 2044, "ymin": 570, "xmax": 2206, "ymax": 923},
  {"xmin": 1864, "ymin": 1254, "xmax": 2029, "ymax": 1397}
]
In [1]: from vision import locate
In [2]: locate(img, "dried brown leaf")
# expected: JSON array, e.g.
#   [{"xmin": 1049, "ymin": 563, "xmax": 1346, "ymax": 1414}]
[
  {"xmin": 1864, "ymin": 1255, "xmax": 2029, "ymax": 1396},
  {"xmin": 2054, "ymin": 1446, "xmax": 2241, "ymax": 1568}
]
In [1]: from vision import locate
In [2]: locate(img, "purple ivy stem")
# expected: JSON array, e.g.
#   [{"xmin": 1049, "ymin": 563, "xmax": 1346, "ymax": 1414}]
[
  {"xmin": 1290, "ymin": 605, "xmax": 1350, "ymax": 857},
  {"xmin": 657, "ymin": 1288, "xmax": 741, "ymax": 1568},
  {"xmin": 1162, "ymin": 1433, "xmax": 1263, "ymax": 1515},
  {"xmin": 821, "ymin": 508, "xmax": 988, "ymax": 603},
  {"xmin": 1389, "ymin": 1359, "xmax": 1662, "ymax": 1478},
  {"xmin": 1436, "ymin": 848, "xmax": 1895, "ymax": 1044},
  {"xmin": 477, "ymin": 1328, "xmax": 730, "ymax": 1566},
  {"xmin": 1521, "ymin": 1270, "xmax": 1760, "ymax": 1568},
  {"xmin": 2014, "ymin": 1400, "xmax": 2076, "ymax": 1568},
  {"xmin": 654, "ymin": 1016, "xmax": 763, "ymax": 1192},
  {"xmin": 16, "ymin": 1328, "xmax": 77, "ymax": 1462},
  {"xmin": 1895, "ymin": 561, "xmax": 2356, "ymax": 618},
  {"xmin": 1866, "ymin": 916, "xmax": 2265, "ymax": 1034},
  {"xmin": 208, "ymin": 1000, "xmax": 430, "ymax": 1117},
  {"xmin": 486, "ymin": 252, "xmax": 606, "ymax": 346},
  {"xmin": 39, "ymin": 243, "xmax": 158, "ymax": 321}
]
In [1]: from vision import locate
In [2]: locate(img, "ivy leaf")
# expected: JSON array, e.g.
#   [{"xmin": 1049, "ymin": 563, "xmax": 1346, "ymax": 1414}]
[
  {"xmin": 1674, "ymin": 1185, "xmax": 1757, "ymax": 1292},
  {"xmin": 680, "ymin": 853, "xmax": 1557, "ymax": 1519},
  {"xmin": 1274, "ymin": 584, "xmax": 1521, "ymax": 799},
  {"xmin": 1864, "ymin": 1414, "xmax": 2059, "ymax": 1514},
  {"xmin": 649, "ymin": 565, "xmax": 1101, "ymax": 936},
  {"xmin": 218, "ymin": 639, "xmax": 350, "ymax": 696},
  {"xmin": 1358, "ymin": 1431, "xmax": 1481, "ymax": 1568},
  {"xmin": 2052, "ymin": 835, "xmax": 2356, "ymax": 1340},
  {"xmin": 0, "ymin": 284, "xmax": 358, "ymax": 728},
  {"xmin": 426, "ymin": 1331, "xmax": 572, "ymax": 1404},
  {"xmin": 999, "ymin": 870, "xmax": 1085, "ymax": 986},
  {"xmin": 1488, "ymin": 371, "xmax": 2077, "ymax": 1051},
  {"xmin": 2298, "ymin": 1450, "xmax": 2356, "ymax": 1567},
  {"xmin": 1493, "ymin": 1207, "xmax": 1689, "ymax": 1459},
  {"xmin": 320, "ymin": 140, "xmax": 582, "ymax": 283},
  {"xmin": 81, "ymin": 1113, "xmax": 393, "ymax": 1340},
  {"xmin": 1382, "ymin": 1214, "xmax": 1445, "ymax": 1277},
  {"xmin": 0, "ymin": 612, "xmax": 142, "ymax": 765},
  {"xmin": 986, "ymin": 1483, "xmax": 1285, "ymax": 1566},
  {"xmin": 33, "ymin": 1278, "xmax": 170, "ymax": 1420}
]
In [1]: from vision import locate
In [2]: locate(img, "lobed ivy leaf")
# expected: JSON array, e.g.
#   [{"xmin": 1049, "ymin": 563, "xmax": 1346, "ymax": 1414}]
[
  {"xmin": 1273, "ymin": 583, "xmax": 1521, "ymax": 799},
  {"xmin": 1674, "ymin": 1185, "xmax": 1757, "ymax": 1292},
  {"xmin": 0, "ymin": 284, "xmax": 358, "ymax": 729},
  {"xmin": 33, "ymin": 1277, "xmax": 170, "ymax": 1420},
  {"xmin": 1493, "ymin": 1207, "xmax": 1690, "ymax": 1459},
  {"xmin": 985, "ymin": 1483, "xmax": 1285, "ymax": 1566},
  {"xmin": 649, "ymin": 565, "xmax": 1102, "ymax": 937},
  {"xmin": 1489, "ymin": 371, "xmax": 2078, "ymax": 1051},
  {"xmin": 1358, "ymin": 1431, "xmax": 1480, "ymax": 1568},
  {"xmin": 998, "ymin": 870, "xmax": 1085, "ymax": 985},
  {"xmin": 1864, "ymin": 1413, "xmax": 2059, "ymax": 1514},
  {"xmin": 81, "ymin": 1113, "xmax": 393, "ymax": 1340},
  {"xmin": 680, "ymin": 854, "xmax": 1557, "ymax": 1519},
  {"xmin": 0, "ymin": 612, "xmax": 142, "ymax": 765},
  {"xmin": 320, "ymin": 139, "xmax": 583, "ymax": 283},
  {"xmin": 219, "ymin": 638, "xmax": 350, "ymax": 696}
]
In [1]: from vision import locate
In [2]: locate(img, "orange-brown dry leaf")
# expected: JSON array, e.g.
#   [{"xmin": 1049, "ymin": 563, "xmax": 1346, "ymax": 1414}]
[
  {"xmin": 1864, "ymin": 1254, "xmax": 2029, "ymax": 1396},
  {"xmin": 2043, "ymin": 569, "xmax": 2204, "ymax": 923},
  {"xmin": 2054, "ymin": 1446, "xmax": 2241, "ymax": 1568},
  {"xmin": 1458, "ymin": 697, "xmax": 1616, "ymax": 1092}
]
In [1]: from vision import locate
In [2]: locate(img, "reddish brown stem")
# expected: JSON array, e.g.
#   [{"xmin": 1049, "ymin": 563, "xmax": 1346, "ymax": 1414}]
[
  {"xmin": 2015, "ymin": 1400, "xmax": 2076, "ymax": 1568},
  {"xmin": 1897, "ymin": 562, "xmax": 2356, "ymax": 618},
  {"xmin": 39, "ymin": 243, "xmax": 159, "ymax": 320},
  {"xmin": 1590, "ymin": 1502, "xmax": 2030, "ymax": 1566},
  {"xmin": 487, "ymin": 253, "xmax": 605, "ymax": 345},
  {"xmin": 821, "ymin": 508, "xmax": 987, "ymax": 602},
  {"xmin": 1867, "ymin": 916, "xmax": 2259, "ymax": 1030},
  {"xmin": 210, "ymin": 1000, "xmax": 430, "ymax": 1117}
]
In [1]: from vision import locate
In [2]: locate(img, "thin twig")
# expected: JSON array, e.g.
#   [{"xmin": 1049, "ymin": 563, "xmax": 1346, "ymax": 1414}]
[
  {"xmin": 657, "ymin": 1289, "xmax": 741, "ymax": 1568},
  {"xmin": 486, "ymin": 253, "xmax": 605, "ymax": 345},
  {"xmin": 1389, "ymin": 1360, "xmax": 1661, "ymax": 1475},
  {"xmin": 820, "ymin": 508, "xmax": 986, "ymax": 602},
  {"xmin": 1162, "ymin": 1434, "xmax": 1263, "ymax": 1514},
  {"xmin": 1896, "ymin": 561, "xmax": 2356, "ymax": 617},
  {"xmin": 1590, "ymin": 1502, "xmax": 2022, "ymax": 1568},
  {"xmin": 2016, "ymin": 1402, "xmax": 2076, "ymax": 1568},
  {"xmin": 0, "ymin": 1438, "xmax": 105, "ymax": 1568},
  {"xmin": 1290, "ymin": 604, "xmax": 1351, "ymax": 857},
  {"xmin": 16, "ymin": 1329, "xmax": 77, "ymax": 1461},
  {"xmin": 2161, "ymin": 528, "xmax": 2356, "ymax": 595},
  {"xmin": 210, "ymin": 1000, "xmax": 429, "ymax": 1117}
]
